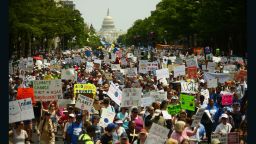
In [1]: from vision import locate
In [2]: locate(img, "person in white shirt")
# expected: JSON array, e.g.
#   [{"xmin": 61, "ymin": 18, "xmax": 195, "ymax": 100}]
[{"xmin": 214, "ymin": 113, "xmax": 232, "ymax": 134}]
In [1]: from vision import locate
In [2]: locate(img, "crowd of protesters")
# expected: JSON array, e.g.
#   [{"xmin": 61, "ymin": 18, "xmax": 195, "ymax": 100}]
[{"xmin": 8, "ymin": 45, "xmax": 247, "ymax": 144}]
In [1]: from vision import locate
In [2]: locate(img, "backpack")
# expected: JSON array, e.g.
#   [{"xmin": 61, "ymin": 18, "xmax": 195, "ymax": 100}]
[{"xmin": 77, "ymin": 133, "xmax": 93, "ymax": 144}]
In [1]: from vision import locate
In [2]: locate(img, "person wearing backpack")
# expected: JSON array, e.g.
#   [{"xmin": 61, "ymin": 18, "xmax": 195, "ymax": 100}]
[{"xmin": 77, "ymin": 125, "xmax": 95, "ymax": 144}]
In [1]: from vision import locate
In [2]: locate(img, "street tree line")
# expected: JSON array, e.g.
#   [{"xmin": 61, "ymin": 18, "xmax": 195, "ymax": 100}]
[
  {"xmin": 9, "ymin": 0, "xmax": 101, "ymax": 59},
  {"xmin": 118, "ymin": 0, "xmax": 246, "ymax": 56}
]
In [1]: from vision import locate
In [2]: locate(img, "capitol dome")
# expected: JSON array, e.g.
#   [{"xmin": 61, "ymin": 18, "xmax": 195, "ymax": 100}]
[{"xmin": 100, "ymin": 9, "xmax": 115, "ymax": 31}]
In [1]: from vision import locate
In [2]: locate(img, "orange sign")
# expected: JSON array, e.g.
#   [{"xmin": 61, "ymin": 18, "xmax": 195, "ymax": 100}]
[
  {"xmin": 16, "ymin": 88, "xmax": 36, "ymax": 104},
  {"xmin": 187, "ymin": 66, "xmax": 197, "ymax": 79}
]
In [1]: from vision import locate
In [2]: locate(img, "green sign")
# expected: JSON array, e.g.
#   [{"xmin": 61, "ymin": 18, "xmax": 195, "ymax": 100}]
[
  {"xmin": 167, "ymin": 104, "xmax": 181, "ymax": 115},
  {"xmin": 180, "ymin": 94, "xmax": 195, "ymax": 111}
]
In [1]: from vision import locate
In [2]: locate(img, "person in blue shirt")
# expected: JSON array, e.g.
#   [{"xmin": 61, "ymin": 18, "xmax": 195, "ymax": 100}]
[{"xmin": 67, "ymin": 114, "xmax": 83, "ymax": 144}]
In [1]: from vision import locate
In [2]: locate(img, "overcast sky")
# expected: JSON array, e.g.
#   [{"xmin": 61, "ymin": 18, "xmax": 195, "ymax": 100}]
[{"xmin": 73, "ymin": 0, "xmax": 161, "ymax": 32}]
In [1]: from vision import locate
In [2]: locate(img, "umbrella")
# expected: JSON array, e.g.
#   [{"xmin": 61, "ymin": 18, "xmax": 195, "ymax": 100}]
[{"xmin": 33, "ymin": 56, "xmax": 43, "ymax": 60}]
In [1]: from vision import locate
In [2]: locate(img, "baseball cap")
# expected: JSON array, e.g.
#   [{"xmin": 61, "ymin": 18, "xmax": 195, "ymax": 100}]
[
  {"xmin": 69, "ymin": 113, "xmax": 75, "ymax": 118},
  {"xmin": 154, "ymin": 109, "xmax": 162, "ymax": 116},
  {"xmin": 220, "ymin": 113, "xmax": 228, "ymax": 119},
  {"xmin": 115, "ymin": 120, "xmax": 123, "ymax": 124},
  {"xmin": 106, "ymin": 123, "xmax": 118, "ymax": 132}
]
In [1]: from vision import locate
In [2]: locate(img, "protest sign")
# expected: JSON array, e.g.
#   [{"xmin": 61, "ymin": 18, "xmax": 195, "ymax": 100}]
[
  {"xmin": 99, "ymin": 108, "xmax": 116, "ymax": 128},
  {"xmin": 58, "ymin": 99, "xmax": 72, "ymax": 108},
  {"xmin": 162, "ymin": 110, "xmax": 172, "ymax": 120},
  {"xmin": 149, "ymin": 91, "xmax": 167, "ymax": 102},
  {"xmin": 121, "ymin": 88, "xmax": 142, "ymax": 107},
  {"xmin": 168, "ymin": 64, "xmax": 179, "ymax": 73},
  {"xmin": 49, "ymin": 60, "xmax": 61, "ymax": 71},
  {"xmin": 175, "ymin": 57, "xmax": 184, "ymax": 65},
  {"xmin": 212, "ymin": 56, "xmax": 222, "ymax": 63},
  {"xmin": 167, "ymin": 104, "xmax": 181, "ymax": 115},
  {"xmin": 186, "ymin": 57, "xmax": 198, "ymax": 67},
  {"xmin": 173, "ymin": 65, "xmax": 186, "ymax": 78},
  {"xmin": 228, "ymin": 132, "xmax": 239, "ymax": 144},
  {"xmin": 223, "ymin": 65, "xmax": 237, "ymax": 73},
  {"xmin": 202, "ymin": 65, "xmax": 207, "ymax": 71},
  {"xmin": 221, "ymin": 93, "xmax": 233, "ymax": 106},
  {"xmin": 187, "ymin": 66, "xmax": 197, "ymax": 79},
  {"xmin": 141, "ymin": 97, "xmax": 155, "ymax": 107},
  {"xmin": 16, "ymin": 88, "xmax": 35, "ymax": 104},
  {"xmin": 73, "ymin": 56, "xmax": 82, "ymax": 65},
  {"xmin": 19, "ymin": 59, "xmax": 27, "ymax": 70},
  {"xmin": 180, "ymin": 94, "xmax": 195, "ymax": 111},
  {"xmin": 207, "ymin": 62, "xmax": 216, "ymax": 72},
  {"xmin": 191, "ymin": 108, "xmax": 205, "ymax": 127},
  {"xmin": 61, "ymin": 68, "xmax": 77, "ymax": 81},
  {"xmin": 120, "ymin": 58, "xmax": 127, "ymax": 66},
  {"xmin": 115, "ymin": 72, "xmax": 124, "ymax": 84},
  {"xmin": 107, "ymin": 82, "xmax": 122, "ymax": 106},
  {"xmin": 33, "ymin": 79, "xmax": 62, "ymax": 101},
  {"xmin": 74, "ymin": 83, "xmax": 96, "ymax": 98},
  {"xmin": 86, "ymin": 62, "xmax": 94, "ymax": 72},
  {"xmin": 75, "ymin": 94, "xmax": 94, "ymax": 111},
  {"xmin": 125, "ymin": 68, "xmax": 137, "ymax": 77},
  {"xmin": 145, "ymin": 123, "xmax": 169, "ymax": 144},
  {"xmin": 181, "ymin": 81, "xmax": 198, "ymax": 94},
  {"xmin": 9, "ymin": 98, "xmax": 34, "ymax": 123},
  {"xmin": 147, "ymin": 61, "xmax": 158, "ymax": 72},
  {"xmin": 139, "ymin": 60, "xmax": 148, "ymax": 74},
  {"xmin": 211, "ymin": 133, "xmax": 228, "ymax": 144},
  {"xmin": 204, "ymin": 72, "xmax": 233, "ymax": 84},
  {"xmin": 111, "ymin": 64, "xmax": 121, "ymax": 70},
  {"xmin": 104, "ymin": 72, "xmax": 113, "ymax": 80},
  {"xmin": 207, "ymin": 79, "xmax": 218, "ymax": 88},
  {"xmin": 94, "ymin": 59, "xmax": 101, "ymax": 65},
  {"xmin": 26, "ymin": 57, "xmax": 34, "ymax": 71},
  {"xmin": 156, "ymin": 68, "xmax": 169, "ymax": 80}
]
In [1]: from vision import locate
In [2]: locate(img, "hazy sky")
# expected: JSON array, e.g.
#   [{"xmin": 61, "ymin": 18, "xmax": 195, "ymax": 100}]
[{"xmin": 73, "ymin": 0, "xmax": 161, "ymax": 32}]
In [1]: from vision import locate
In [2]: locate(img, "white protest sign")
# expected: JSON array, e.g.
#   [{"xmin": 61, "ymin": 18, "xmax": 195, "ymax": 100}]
[
  {"xmin": 139, "ymin": 60, "xmax": 148, "ymax": 74},
  {"xmin": 168, "ymin": 64, "xmax": 179, "ymax": 73},
  {"xmin": 162, "ymin": 110, "xmax": 172, "ymax": 120},
  {"xmin": 107, "ymin": 82, "xmax": 122, "ymax": 106},
  {"xmin": 111, "ymin": 53, "xmax": 116, "ymax": 62},
  {"xmin": 207, "ymin": 79, "xmax": 218, "ymax": 88},
  {"xmin": 186, "ymin": 57, "xmax": 198, "ymax": 67},
  {"xmin": 75, "ymin": 94, "xmax": 94, "ymax": 111},
  {"xmin": 26, "ymin": 57, "xmax": 34, "ymax": 71},
  {"xmin": 147, "ymin": 61, "xmax": 158, "ymax": 72},
  {"xmin": 191, "ymin": 108, "xmax": 205, "ymax": 127},
  {"xmin": 111, "ymin": 64, "xmax": 121, "ymax": 70},
  {"xmin": 202, "ymin": 65, "xmax": 207, "ymax": 71},
  {"xmin": 141, "ymin": 97, "xmax": 155, "ymax": 107},
  {"xmin": 173, "ymin": 65, "xmax": 186, "ymax": 78},
  {"xmin": 207, "ymin": 62, "xmax": 216, "ymax": 72},
  {"xmin": 145, "ymin": 123, "xmax": 169, "ymax": 144},
  {"xmin": 149, "ymin": 91, "xmax": 167, "ymax": 102},
  {"xmin": 125, "ymin": 68, "xmax": 138, "ymax": 77},
  {"xmin": 204, "ymin": 72, "xmax": 233, "ymax": 84},
  {"xmin": 64, "ymin": 58, "xmax": 72, "ymax": 64},
  {"xmin": 212, "ymin": 56, "xmax": 222, "ymax": 63},
  {"xmin": 181, "ymin": 81, "xmax": 199, "ymax": 94},
  {"xmin": 86, "ymin": 62, "xmax": 94, "ymax": 73},
  {"xmin": 121, "ymin": 88, "xmax": 142, "ymax": 107},
  {"xmin": 175, "ymin": 57, "xmax": 184, "ymax": 65},
  {"xmin": 9, "ymin": 98, "xmax": 34, "ymax": 123},
  {"xmin": 61, "ymin": 68, "xmax": 77, "ymax": 81},
  {"xmin": 33, "ymin": 79, "xmax": 62, "ymax": 101},
  {"xmin": 156, "ymin": 68, "xmax": 169, "ymax": 80},
  {"xmin": 223, "ymin": 65, "xmax": 237, "ymax": 73},
  {"xmin": 211, "ymin": 133, "xmax": 228, "ymax": 144},
  {"xmin": 94, "ymin": 59, "xmax": 101, "ymax": 65},
  {"xmin": 99, "ymin": 108, "xmax": 116, "ymax": 128},
  {"xmin": 58, "ymin": 99, "xmax": 73, "ymax": 108}
]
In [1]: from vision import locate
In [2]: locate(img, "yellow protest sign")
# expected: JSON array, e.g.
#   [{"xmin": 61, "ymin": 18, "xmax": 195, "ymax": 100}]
[{"xmin": 74, "ymin": 83, "xmax": 97, "ymax": 98}]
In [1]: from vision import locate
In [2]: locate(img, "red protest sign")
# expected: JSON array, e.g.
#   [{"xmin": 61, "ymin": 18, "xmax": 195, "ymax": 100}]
[
  {"xmin": 228, "ymin": 132, "xmax": 239, "ymax": 144},
  {"xmin": 222, "ymin": 93, "xmax": 233, "ymax": 106},
  {"xmin": 187, "ymin": 66, "xmax": 197, "ymax": 79},
  {"xmin": 16, "ymin": 88, "xmax": 36, "ymax": 104},
  {"xmin": 234, "ymin": 70, "xmax": 247, "ymax": 81}
]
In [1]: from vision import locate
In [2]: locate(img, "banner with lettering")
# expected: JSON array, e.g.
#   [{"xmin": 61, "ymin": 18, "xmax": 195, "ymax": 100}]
[
  {"xmin": 167, "ymin": 104, "xmax": 181, "ymax": 115},
  {"xmin": 139, "ymin": 60, "xmax": 148, "ymax": 74},
  {"xmin": 156, "ymin": 68, "xmax": 170, "ymax": 80},
  {"xmin": 121, "ymin": 88, "xmax": 142, "ymax": 107},
  {"xmin": 173, "ymin": 65, "xmax": 186, "ymax": 78},
  {"xmin": 9, "ymin": 98, "xmax": 34, "ymax": 123},
  {"xmin": 187, "ymin": 66, "xmax": 197, "ymax": 79},
  {"xmin": 107, "ymin": 82, "xmax": 122, "ymax": 106},
  {"xmin": 16, "ymin": 88, "xmax": 36, "ymax": 104},
  {"xmin": 180, "ymin": 94, "xmax": 195, "ymax": 111},
  {"xmin": 181, "ymin": 81, "xmax": 199, "ymax": 94},
  {"xmin": 75, "ymin": 94, "xmax": 94, "ymax": 111},
  {"xmin": 33, "ymin": 79, "xmax": 62, "ymax": 101}
]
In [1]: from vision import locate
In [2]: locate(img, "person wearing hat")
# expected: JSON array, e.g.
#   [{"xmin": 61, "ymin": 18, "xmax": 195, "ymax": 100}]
[
  {"xmin": 67, "ymin": 114, "xmax": 83, "ymax": 144},
  {"xmin": 37, "ymin": 112, "xmax": 55, "ymax": 144},
  {"xmin": 98, "ymin": 123, "xmax": 118, "ymax": 144},
  {"xmin": 112, "ymin": 119, "xmax": 127, "ymax": 144},
  {"xmin": 63, "ymin": 113, "xmax": 75, "ymax": 143},
  {"xmin": 133, "ymin": 129, "xmax": 148, "ymax": 144},
  {"xmin": 91, "ymin": 115, "xmax": 104, "ymax": 143},
  {"xmin": 214, "ymin": 113, "xmax": 232, "ymax": 134}
]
